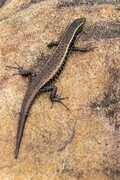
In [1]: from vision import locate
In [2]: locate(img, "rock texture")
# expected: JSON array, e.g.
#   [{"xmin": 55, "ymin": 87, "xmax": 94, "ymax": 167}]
[{"xmin": 0, "ymin": 0, "xmax": 120, "ymax": 179}]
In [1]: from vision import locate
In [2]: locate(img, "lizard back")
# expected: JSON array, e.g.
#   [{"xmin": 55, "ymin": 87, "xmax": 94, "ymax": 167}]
[{"xmin": 15, "ymin": 18, "xmax": 86, "ymax": 158}]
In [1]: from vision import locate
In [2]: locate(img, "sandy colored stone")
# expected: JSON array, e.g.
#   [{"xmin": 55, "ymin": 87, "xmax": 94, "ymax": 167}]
[{"xmin": 0, "ymin": 0, "xmax": 120, "ymax": 179}]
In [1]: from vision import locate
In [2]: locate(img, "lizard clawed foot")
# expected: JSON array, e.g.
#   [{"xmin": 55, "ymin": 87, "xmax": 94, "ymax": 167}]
[
  {"xmin": 50, "ymin": 94, "xmax": 69, "ymax": 110},
  {"xmin": 6, "ymin": 62, "xmax": 36, "ymax": 77}
]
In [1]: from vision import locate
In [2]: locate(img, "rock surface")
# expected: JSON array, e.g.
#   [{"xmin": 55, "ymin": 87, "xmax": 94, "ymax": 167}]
[{"xmin": 0, "ymin": 0, "xmax": 120, "ymax": 179}]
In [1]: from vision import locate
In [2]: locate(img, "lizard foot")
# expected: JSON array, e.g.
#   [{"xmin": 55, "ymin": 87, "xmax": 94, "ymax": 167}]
[
  {"xmin": 50, "ymin": 94, "xmax": 69, "ymax": 110},
  {"xmin": 42, "ymin": 84, "xmax": 69, "ymax": 110},
  {"xmin": 6, "ymin": 62, "xmax": 36, "ymax": 77}
]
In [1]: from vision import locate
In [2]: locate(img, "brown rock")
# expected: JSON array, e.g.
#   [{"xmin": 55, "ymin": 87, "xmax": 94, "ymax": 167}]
[{"xmin": 0, "ymin": 0, "xmax": 120, "ymax": 179}]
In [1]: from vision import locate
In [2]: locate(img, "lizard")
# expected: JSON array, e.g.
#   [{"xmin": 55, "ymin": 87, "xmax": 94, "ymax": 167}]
[{"xmin": 7, "ymin": 18, "xmax": 94, "ymax": 158}]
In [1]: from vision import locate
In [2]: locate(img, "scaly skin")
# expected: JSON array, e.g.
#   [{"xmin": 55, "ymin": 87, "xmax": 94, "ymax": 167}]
[{"xmin": 15, "ymin": 18, "xmax": 87, "ymax": 158}]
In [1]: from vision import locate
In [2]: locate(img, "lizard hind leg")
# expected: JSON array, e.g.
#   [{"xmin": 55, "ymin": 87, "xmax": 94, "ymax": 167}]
[
  {"xmin": 47, "ymin": 41, "xmax": 59, "ymax": 48},
  {"xmin": 6, "ymin": 62, "xmax": 36, "ymax": 78},
  {"xmin": 42, "ymin": 84, "xmax": 69, "ymax": 110}
]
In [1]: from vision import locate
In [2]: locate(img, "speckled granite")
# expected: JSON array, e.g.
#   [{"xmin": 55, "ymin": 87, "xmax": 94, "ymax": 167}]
[{"xmin": 0, "ymin": 0, "xmax": 120, "ymax": 179}]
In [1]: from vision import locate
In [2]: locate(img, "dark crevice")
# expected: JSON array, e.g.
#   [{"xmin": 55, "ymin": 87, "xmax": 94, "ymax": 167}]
[
  {"xmin": 104, "ymin": 168, "xmax": 120, "ymax": 180},
  {"xmin": 116, "ymin": 7, "xmax": 120, "ymax": 11},
  {"xmin": 57, "ymin": 127, "xmax": 75, "ymax": 152},
  {"xmin": 81, "ymin": 21, "xmax": 120, "ymax": 40},
  {"xmin": 62, "ymin": 168, "xmax": 83, "ymax": 179},
  {"xmin": 90, "ymin": 64, "xmax": 120, "ymax": 130},
  {"xmin": 92, "ymin": 21, "xmax": 120, "ymax": 39},
  {"xmin": 57, "ymin": 160, "xmax": 83, "ymax": 179},
  {"xmin": 58, "ymin": 0, "xmax": 120, "ymax": 8},
  {"xmin": 31, "ymin": 0, "xmax": 45, "ymax": 3},
  {"xmin": 0, "ymin": 0, "xmax": 45, "ymax": 21},
  {"xmin": 0, "ymin": 0, "xmax": 7, "ymax": 8},
  {"xmin": 18, "ymin": 0, "xmax": 45, "ymax": 11}
]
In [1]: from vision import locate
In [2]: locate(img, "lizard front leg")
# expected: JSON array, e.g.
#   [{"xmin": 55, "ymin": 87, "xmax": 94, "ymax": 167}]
[
  {"xmin": 41, "ymin": 84, "xmax": 69, "ymax": 110},
  {"xmin": 71, "ymin": 46, "xmax": 95, "ymax": 52},
  {"xmin": 48, "ymin": 41, "xmax": 95, "ymax": 52}
]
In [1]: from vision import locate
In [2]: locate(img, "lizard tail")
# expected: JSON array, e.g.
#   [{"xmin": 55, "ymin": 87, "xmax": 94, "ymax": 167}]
[
  {"xmin": 15, "ymin": 113, "xmax": 27, "ymax": 159},
  {"xmin": 15, "ymin": 86, "xmax": 38, "ymax": 159},
  {"xmin": 14, "ymin": 76, "xmax": 43, "ymax": 158}
]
